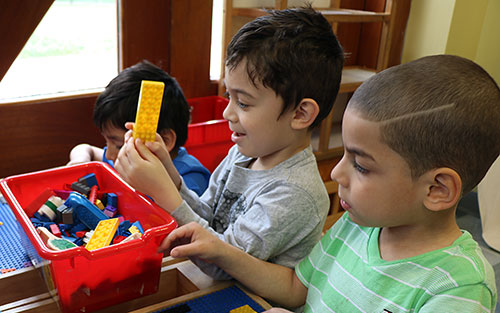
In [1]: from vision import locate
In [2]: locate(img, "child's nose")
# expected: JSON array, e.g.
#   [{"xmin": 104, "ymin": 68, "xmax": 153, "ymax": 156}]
[
  {"xmin": 330, "ymin": 157, "xmax": 348, "ymax": 187},
  {"xmin": 222, "ymin": 99, "xmax": 237, "ymax": 122},
  {"xmin": 106, "ymin": 146, "xmax": 119, "ymax": 162}
]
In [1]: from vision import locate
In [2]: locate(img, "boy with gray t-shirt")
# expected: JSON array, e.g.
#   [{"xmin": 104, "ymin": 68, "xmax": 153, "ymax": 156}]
[{"xmin": 115, "ymin": 7, "xmax": 344, "ymax": 279}]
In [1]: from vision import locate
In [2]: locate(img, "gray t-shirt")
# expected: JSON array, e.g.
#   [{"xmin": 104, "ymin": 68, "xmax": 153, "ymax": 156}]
[{"xmin": 172, "ymin": 145, "xmax": 329, "ymax": 279}]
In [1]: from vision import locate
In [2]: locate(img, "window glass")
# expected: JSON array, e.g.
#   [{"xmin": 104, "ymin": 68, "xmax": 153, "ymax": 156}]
[{"xmin": 0, "ymin": 0, "xmax": 118, "ymax": 101}]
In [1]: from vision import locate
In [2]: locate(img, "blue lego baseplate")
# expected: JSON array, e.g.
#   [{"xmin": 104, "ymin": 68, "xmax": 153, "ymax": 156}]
[
  {"xmin": 0, "ymin": 193, "xmax": 32, "ymax": 273},
  {"xmin": 154, "ymin": 285, "xmax": 265, "ymax": 313}
]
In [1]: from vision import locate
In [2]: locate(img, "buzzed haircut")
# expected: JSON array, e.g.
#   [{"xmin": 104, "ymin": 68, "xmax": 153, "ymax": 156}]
[
  {"xmin": 226, "ymin": 6, "xmax": 344, "ymax": 128},
  {"xmin": 349, "ymin": 54, "xmax": 500, "ymax": 194}
]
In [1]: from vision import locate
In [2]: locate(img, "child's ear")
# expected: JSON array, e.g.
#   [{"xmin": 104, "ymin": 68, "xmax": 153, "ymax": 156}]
[
  {"xmin": 423, "ymin": 168, "xmax": 462, "ymax": 212},
  {"xmin": 159, "ymin": 129, "xmax": 177, "ymax": 152},
  {"xmin": 290, "ymin": 98, "xmax": 319, "ymax": 130}
]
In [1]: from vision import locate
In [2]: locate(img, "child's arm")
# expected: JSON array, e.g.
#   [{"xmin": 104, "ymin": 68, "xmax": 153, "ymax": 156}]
[
  {"xmin": 67, "ymin": 144, "xmax": 104, "ymax": 166},
  {"xmin": 115, "ymin": 136, "xmax": 183, "ymax": 212},
  {"xmin": 161, "ymin": 222, "xmax": 308, "ymax": 309}
]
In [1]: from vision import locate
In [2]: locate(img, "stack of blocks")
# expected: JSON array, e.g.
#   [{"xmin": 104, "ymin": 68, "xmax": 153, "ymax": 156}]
[
  {"xmin": 28, "ymin": 173, "xmax": 143, "ymax": 251},
  {"xmin": 133, "ymin": 80, "xmax": 165, "ymax": 142}
]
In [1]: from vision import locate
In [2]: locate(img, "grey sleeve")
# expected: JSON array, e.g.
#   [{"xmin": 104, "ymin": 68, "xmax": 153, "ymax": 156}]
[{"xmin": 189, "ymin": 182, "xmax": 326, "ymax": 280}]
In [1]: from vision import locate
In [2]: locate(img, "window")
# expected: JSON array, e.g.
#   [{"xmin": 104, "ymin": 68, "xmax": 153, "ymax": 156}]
[{"xmin": 0, "ymin": 0, "xmax": 118, "ymax": 101}]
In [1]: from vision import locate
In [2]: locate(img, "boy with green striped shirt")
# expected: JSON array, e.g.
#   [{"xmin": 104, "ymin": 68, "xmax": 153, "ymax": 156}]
[{"xmin": 159, "ymin": 55, "xmax": 499, "ymax": 312}]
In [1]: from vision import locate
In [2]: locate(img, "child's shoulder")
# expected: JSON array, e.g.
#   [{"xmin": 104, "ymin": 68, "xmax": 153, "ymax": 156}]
[{"xmin": 439, "ymin": 231, "xmax": 496, "ymax": 284}]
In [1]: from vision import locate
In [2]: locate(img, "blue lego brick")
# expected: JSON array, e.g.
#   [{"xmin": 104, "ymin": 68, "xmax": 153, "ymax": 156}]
[
  {"xmin": 107, "ymin": 193, "xmax": 118, "ymax": 208},
  {"xmin": 154, "ymin": 285, "xmax": 265, "ymax": 313},
  {"xmin": 78, "ymin": 173, "xmax": 99, "ymax": 189},
  {"xmin": 64, "ymin": 192, "xmax": 108, "ymax": 230},
  {"xmin": 0, "ymin": 194, "xmax": 32, "ymax": 272}
]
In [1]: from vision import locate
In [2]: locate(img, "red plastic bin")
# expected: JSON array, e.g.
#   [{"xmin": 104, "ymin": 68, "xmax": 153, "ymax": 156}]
[
  {"xmin": 186, "ymin": 96, "xmax": 233, "ymax": 172},
  {"xmin": 0, "ymin": 162, "xmax": 177, "ymax": 313},
  {"xmin": 187, "ymin": 95, "xmax": 228, "ymax": 123}
]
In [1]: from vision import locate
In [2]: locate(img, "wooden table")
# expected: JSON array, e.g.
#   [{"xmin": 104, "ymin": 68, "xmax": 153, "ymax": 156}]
[{"xmin": 0, "ymin": 257, "xmax": 271, "ymax": 313}]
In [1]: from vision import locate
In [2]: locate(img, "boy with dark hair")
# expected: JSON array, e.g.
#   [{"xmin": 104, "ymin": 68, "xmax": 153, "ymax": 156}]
[
  {"xmin": 160, "ymin": 55, "xmax": 499, "ymax": 312},
  {"xmin": 68, "ymin": 60, "xmax": 211, "ymax": 196},
  {"xmin": 115, "ymin": 7, "xmax": 344, "ymax": 279}
]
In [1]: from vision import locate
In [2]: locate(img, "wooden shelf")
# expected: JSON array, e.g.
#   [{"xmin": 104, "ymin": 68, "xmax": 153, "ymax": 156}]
[
  {"xmin": 232, "ymin": 8, "xmax": 389, "ymax": 23},
  {"xmin": 340, "ymin": 66, "xmax": 377, "ymax": 93}
]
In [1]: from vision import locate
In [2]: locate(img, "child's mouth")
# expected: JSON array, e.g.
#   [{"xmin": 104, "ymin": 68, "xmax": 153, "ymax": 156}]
[
  {"xmin": 340, "ymin": 199, "xmax": 351, "ymax": 211},
  {"xmin": 231, "ymin": 131, "xmax": 245, "ymax": 143}
]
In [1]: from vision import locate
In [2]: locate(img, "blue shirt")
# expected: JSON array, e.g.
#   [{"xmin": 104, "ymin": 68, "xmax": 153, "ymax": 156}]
[{"xmin": 102, "ymin": 146, "xmax": 210, "ymax": 196}]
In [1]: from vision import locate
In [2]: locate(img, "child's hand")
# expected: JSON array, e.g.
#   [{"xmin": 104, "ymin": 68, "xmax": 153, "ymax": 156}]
[
  {"xmin": 114, "ymin": 136, "xmax": 182, "ymax": 212},
  {"xmin": 124, "ymin": 122, "xmax": 181, "ymax": 189},
  {"xmin": 263, "ymin": 309, "xmax": 294, "ymax": 313},
  {"xmin": 158, "ymin": 222, "xmax": 225, "ymax": 263}
]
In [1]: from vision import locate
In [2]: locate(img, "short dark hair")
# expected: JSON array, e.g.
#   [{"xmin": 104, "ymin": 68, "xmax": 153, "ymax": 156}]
[
  {"xmin": 226, "ymin": 6, "xmax": 344, "ymax": 128},
  {"xmin": 349, "ymin": 55, "xmax": 500, "ymax": 194},
  {"xmin": 93, "ymin": 60, "xmax": 190, "ymax": 149}
]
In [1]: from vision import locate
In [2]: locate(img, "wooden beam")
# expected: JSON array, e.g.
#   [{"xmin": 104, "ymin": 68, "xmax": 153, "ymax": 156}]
[
  {"xmin": 0, "ymin": 0, "xmax": 54, "ymax": 81},
  {"xmin": 118, "ymin": 0, "xmax": 172, "ymax": 71}
]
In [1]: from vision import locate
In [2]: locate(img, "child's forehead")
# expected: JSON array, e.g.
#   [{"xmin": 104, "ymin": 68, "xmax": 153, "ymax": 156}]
[{"xmin": 101, "ymin": 122, "xmax": 126, "ymax": 136}]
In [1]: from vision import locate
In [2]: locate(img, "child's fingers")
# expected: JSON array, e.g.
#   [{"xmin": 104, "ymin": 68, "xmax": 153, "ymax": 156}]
[
  {"xmin": 134, "ymin": 138, "xmax": 160, "ymax": 162},
  {"xmin": 124, "ymin": 129, "xmax": 133, "ymax": 143},
  {"xmin": 124, "ymin": 122, "xmax": 134, "ymax": 130}
]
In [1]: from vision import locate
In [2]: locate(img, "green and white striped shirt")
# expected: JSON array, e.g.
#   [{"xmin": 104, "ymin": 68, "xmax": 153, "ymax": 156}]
[{"xmin": 296, "ymin": 213, "xmax": 497, "ymax": 312}]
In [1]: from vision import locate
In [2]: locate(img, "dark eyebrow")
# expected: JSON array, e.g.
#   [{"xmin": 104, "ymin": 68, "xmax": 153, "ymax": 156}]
[
  {"xmin": 223, "ymin": 80, "xmax": 256, "ymax": 99},
  {"xmin": 345, "ymin": 146, "xmax": 376, "ymax": 162}
]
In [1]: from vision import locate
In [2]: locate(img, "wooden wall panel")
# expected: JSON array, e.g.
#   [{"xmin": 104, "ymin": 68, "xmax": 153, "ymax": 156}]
[
  {"xmin": 169, "ymin": 1, "xmax": 218, "ymax": 98},
  {"xmin": 119, "ymin": 0, "xmax": 172, "ymax": 71},
  {"xmin": 0, "ymin": 0, "xmax": 54, "ymax": 81},
  {"xmin": 119, "ymin": 0, "xmax": 217, "ymax": 98},
  {"xmin": 0, "ymin": 95, "xmax": 104, "ymax": 177}
]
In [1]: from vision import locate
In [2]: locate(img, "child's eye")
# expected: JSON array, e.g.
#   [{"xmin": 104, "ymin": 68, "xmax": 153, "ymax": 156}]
[
  {"xmin": 223, "ymin": 91, "xmax": 230, "ymax": 99},
  {"xmin": 353, "ymin": 160, "xmax": 369, "ymax": 174},
  {"xmin": 237, "ymin": 101, "xmax": 249, "ymax": 109}
]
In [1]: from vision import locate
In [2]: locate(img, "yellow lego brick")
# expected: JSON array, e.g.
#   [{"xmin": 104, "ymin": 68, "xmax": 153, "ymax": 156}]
[
  {"xmin": 230, "ymin": 305, "xmax": 257, "ymax": 313},
  {"xmin": 128, "ymin": 225, "xmax": 140, "ymax": 234},
  {"xmin": 133, "ymin": 80, "xmax": 165, "ymax": 142},
  {"xmin": 85, "ymin": 218, "xmax": 119, "ymax": 251},
  {"xmin": 95, "ymin": 199, "xmax": 105, "ymax": 210}
]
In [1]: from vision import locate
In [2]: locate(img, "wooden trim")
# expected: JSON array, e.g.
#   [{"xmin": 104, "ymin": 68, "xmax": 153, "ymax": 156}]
[
  {"xmin": 0, "ymin": 0, "xmax": 54, "ymax": 81},
  {"xmin": 0, "ymin": 94, "xmax": 104, "ymax": 178}
]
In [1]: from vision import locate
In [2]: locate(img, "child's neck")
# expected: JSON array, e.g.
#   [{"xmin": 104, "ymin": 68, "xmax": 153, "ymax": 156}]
[
  {"xmin": 249, "ymin": 137, "xmax": 311, "ymax": 170},
  {"xmin": 378, "ymin": 217, "xmax": 462, "ymax": 261}
]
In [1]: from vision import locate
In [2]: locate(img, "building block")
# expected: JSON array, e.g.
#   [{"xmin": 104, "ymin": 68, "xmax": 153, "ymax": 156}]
[
  {"xmin": 121, "ymin": 232, "xmax": 141, "ymax": 243},
  {"xmin": 64, "ymin": 192, "xmax": 108, "ymax": 230},
  {"xmin": 95, "ymin": 199, "xmax": 105, "ymax": 210},
  {"xmin": 231, "ymin": 305, "xmax": 257, "ymax": 313},
  {"xmin": 133, "ymin": 80, "xmax": 165, "ymax": 142},
  {"xmin": 88, "ymin": 185, "xmax": 98, "ymax": 204},
  {"xmin": 154, "ymin": 285, "xmax": 266, "ymax": 313},
  {"xmin": 71, "ymin": 181, "xmax": 91, "ymax": 195},
  {"xmin": 35, "ymin": 195, "xmax": 63, "ymax": 221},
  {"xmin": 107, "ymin": 193, "xmax": 117, "ymax": 208},
  {"xmin": 56, "ymin": 204, "xmax": 74, "ymax": 224},
  {"xmin": 1, "ymin": 268, "xmax": 16, "ymax": 274},
  {"xmin": 25, "ymin": 188, "xmax": 54, "ymax": 217},
  {"xmin": 49, "ymin": 223, "xmax": 62, "ymax": 237},
  {"xmin": 85, "ymin": 218, "xmax": 119, "ymax": 251},
  {"xmin": 78, "ymin": 173, "xmax": 99, "ymax": 189},
  {"xmin": 0, "ymin": 200, "xmax": 31, "ymax": 270},
  {"xmin": 48, "ymin": 238, "xmax": 78, "ymax": 251},
  {"xmin": 103, "ymin": 205, "xmax": 117, "ymax": 217}
]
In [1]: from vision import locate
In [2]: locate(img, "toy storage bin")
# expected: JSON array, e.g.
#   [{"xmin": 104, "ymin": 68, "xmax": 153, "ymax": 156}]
[
  {"xmin": 186, "ymin": 96, "xmax": 233, "ymax": 172},
  {"xmin": 187, "ymin": 95, "xmax": 228, "ymax": 123},
  {"xmin": 0, "ymin": 162, "xmax": 177, "ymax": 313}
]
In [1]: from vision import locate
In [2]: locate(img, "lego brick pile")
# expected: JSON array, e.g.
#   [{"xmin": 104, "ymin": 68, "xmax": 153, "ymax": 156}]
[{"xmin": 29, "ymin": 173, "xmax": 143, "ymax": 251}]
